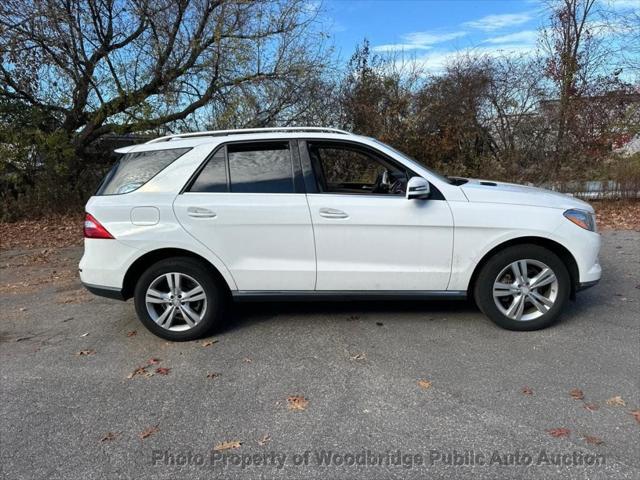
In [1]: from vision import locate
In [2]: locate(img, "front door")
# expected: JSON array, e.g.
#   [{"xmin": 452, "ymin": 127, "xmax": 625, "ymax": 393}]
[
  {"xmin": 302, "ymin": 140, "xmax": 454, "ymax": 291},
  {"xmin": 174, "ymin": 141, "xmax": 315, "ymax": 291}
]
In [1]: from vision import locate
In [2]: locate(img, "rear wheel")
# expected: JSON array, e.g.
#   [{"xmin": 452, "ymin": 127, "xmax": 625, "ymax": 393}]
[
  {"xmin": 474, "ymin": 245, "xmax": 571, "ymax": 331},
  {"xmin": 134, "ymin": 257, "xmax": 225, "ymax": 341}
]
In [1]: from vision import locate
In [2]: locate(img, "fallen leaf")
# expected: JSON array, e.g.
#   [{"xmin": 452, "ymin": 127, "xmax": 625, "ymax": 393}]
[
  {"xmin": 350, "ymin": 352, "xmax": 366, "ymax": 361},
  {"xmin": 606, "ymin": 395, "xmax": 626, "ymax": 406},
  {"xmin": 583, "ymin": 435, "xmax": 604, "ymax": 445},
  {"xmin": 147, "ymin": 358, "xmax": 161, "ymax": 365},
  {"xmin": 100, "ymin": 432, "xmax": 118, "ymax": 442},
  {"xmin": 630, "ymin": 410, "xmax": 640, "ymax": 424},
  {"xmin": 287, "ymin": 395, "xmax": 309, "ymax": 411},
  {"xmin": 76, "ymin": 349, "xmax": 96, "ymax": 356},
  {"xmin": 126, "ymin": 331, "xmax": 137, "ymax": 337},
  {"xmin": 127, "ymin": 366, "xmax": 148, "ymax": 379},
  {"xmin": 139, "ymin": 425, "xmax": 159, "ymax": 440},
  {"xmin": 155, "ymin": 367, "xmax": 170, "ymax": 375},
  {"xmin": 213, "ymin": 440, "xmax": 242, "ymax": 451},
  {"xmin": 258, "ymin": 434, "xmax": 271, "ymax": 446},
  {"xmin": 584, "ymin": 403, "xmax": 599, "ymax": 412},
  {"xmin": 521, "ymin": 386, "xmax": 533, "ymax": 395},
  {"xmin": 546, "ymin": 428, "xmax": 570, "ymax": 438},
  {"xmin": 570, "ymin": 388, "xmax": 585, "ymax": 400},
  {"xmin": 417, "ymin": 379, "xmax": 432, "ymax": 390},
  {"xmin": 242, "ymin": 357, "xmax": 253, "ymax": 363},
  {"xmin": 202, "ymin": 340, "xmax": 219, "ymax": 347},
  {"xmin": 206, "ymin": 372, "xmax": 220, "ymax": 379}
]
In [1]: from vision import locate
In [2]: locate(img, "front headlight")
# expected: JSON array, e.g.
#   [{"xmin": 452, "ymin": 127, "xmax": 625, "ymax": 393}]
[{"xmin": 563, "ymin": 209, "xmax": 597, "ymax": 232}]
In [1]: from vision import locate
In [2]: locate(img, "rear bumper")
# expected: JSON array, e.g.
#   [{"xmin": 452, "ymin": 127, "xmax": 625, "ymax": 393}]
[
  {"xmin": 79, "ymin": 238, "xmax": 140, "ymax": 290},
  {"xmin": 82, "ymin": 282, "xmax": 126, "ymax": 301}
]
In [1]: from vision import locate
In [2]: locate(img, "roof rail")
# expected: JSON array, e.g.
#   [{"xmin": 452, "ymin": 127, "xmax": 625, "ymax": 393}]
[{"xmin": 145, "ymin": 127, "xmax": 352, "ymax": 144}]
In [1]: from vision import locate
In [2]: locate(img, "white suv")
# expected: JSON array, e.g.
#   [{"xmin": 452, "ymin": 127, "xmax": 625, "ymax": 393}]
[{"xmin": 80, "ymin": 127, "xmax": 601, "ymax": 340}]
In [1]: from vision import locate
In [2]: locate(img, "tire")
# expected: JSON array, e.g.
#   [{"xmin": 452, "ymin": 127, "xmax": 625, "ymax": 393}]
[
  {"xmin": 134, "ymin": 257, "xmax": 226, "ymax": 341},
  {"xmin": 474, "ymin": 244, "xmax": 571, "ymax": 331}
]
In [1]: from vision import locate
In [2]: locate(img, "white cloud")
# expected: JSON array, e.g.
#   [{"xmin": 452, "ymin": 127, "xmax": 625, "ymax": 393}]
[
  {"xmin": 409, "ymin": 43, "xmax": 538, "ymax": 74},
  {"xmin": 607, "ymin": 0, "xmax": 640, "ymax": 10},
  {"xmin": 484, "ymin": 30, "xmax": 538, "ymax": 44},
  {"xmin": 464, "ymin": 12, "xmax": 534, "ymax": 31},
  {"xmin": 403, "ymin": 31, "xmax": 468, "ymax": 45},
  {"xmin": 372, "ymin": 30, "xmax": 467, "ymax": 52},
  {"xmin": 373, "ymin": 44, "xmax": 433, "ymax": 52}
]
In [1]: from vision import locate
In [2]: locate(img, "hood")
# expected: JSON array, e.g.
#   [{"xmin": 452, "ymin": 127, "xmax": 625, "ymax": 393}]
[{"xmin": 458, "ymin": 178, "xmax": 594, "ymax": 212}]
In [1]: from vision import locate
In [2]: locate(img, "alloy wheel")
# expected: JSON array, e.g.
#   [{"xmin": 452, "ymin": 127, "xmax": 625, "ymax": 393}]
[
  {"xmin": 145, "ymin": 272, "xmax": 207, "ymax": 331},
  {"xmin": 492, "ymin": 259, "xmax": 559, "ymax": 321}
]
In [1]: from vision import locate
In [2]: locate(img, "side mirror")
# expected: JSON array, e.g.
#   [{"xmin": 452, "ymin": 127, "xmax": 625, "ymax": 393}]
[{"xmin": 406, "ymin": 177, "xmax": 430, "ymax": 200}]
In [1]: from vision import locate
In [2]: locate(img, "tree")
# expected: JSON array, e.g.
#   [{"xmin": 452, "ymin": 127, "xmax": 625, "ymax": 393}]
[
  {"xmin": 413, "ymin": 58, "xmax": 495, "ymax": 176},
  {"xmin": 540, "ymin": 0, "xmax": 598, "ymax": 171},
  {"xmin": 340, "ymin": 40, "xmax": 424, "ymax": 152},
  {"xmin": 483, "ymin": 55, "xmax": 549, "ymax": 180},
  {"xmin": 0, "ymin": 0, "xmax": 328, "ymax": 156},
  {"xmin": 601, "ymin": 0, "xmax": 640, "ymax": 81}
]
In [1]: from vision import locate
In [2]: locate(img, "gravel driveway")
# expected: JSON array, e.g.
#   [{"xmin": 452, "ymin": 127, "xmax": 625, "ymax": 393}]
[{"xmin": 1, "ymin": 231, "xmax": 639, "ymax": 479}]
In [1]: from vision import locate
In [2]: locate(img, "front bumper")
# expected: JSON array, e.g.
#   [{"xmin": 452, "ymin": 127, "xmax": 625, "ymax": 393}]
[{"xmin": 577, "ymin": 279, "xmax": 600, "ymax": 292}]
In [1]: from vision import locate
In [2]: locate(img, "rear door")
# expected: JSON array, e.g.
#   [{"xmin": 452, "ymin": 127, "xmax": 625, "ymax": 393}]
[
  {"xmin": 174, "ymin": 140, "xmax": 316, "ymax": 291},
  {"xmin": 301, "ymin": 140, "xmax": 454, "ymax": 291}
]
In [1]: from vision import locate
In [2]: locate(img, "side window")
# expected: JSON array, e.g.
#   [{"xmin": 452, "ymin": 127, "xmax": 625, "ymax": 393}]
[
  {"xmin": 97, "ymin": 147, "xmax": 190, "ymax": 195},
  {"xmin": 188, "ymin": 142, "xmax": 296, "ymax": 193},
  {"xmin": 228, "ymin": 142, "xmax": 294, "ymax": 193},
  {"xmin": 190, "ymin": 148, "xmax": 227, "ymax": 192},
  {"xmin": 308, "ymin": 143, "xmax": 408, "ymax": 195}
]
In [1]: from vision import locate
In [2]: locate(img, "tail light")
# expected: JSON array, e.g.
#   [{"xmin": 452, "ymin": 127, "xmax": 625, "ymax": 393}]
[{"xmin": 84, "ymin": 213, "xmax": 114, "ymax": 239}]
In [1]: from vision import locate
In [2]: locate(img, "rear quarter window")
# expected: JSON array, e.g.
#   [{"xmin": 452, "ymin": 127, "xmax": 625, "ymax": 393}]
[{"xmin": 97, "ymin": 147, "xmax": 191, "ymax": 195}]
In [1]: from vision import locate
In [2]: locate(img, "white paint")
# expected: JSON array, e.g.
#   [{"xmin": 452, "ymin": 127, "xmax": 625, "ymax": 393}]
[{"xmin": 80, "ymin": 130, "xmax": 601, "ymax": 299}]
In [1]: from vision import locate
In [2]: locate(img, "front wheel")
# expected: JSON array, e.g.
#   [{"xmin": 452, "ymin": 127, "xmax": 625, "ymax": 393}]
[
  {"xmin": 134, "ymin": 257, "xmax": 225, "ymax": 341},
  {"xmin": 474, "ymin": 245, "xmax": 571, "ymax": 331}
]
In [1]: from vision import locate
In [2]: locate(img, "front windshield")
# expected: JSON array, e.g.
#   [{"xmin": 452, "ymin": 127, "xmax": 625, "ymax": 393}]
[{"xmin": 370, "ymin": 139, "xmax": 453, "ymax": 185}]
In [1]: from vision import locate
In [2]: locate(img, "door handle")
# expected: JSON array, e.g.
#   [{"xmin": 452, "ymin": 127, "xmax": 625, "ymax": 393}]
[
  {"xmin": 319, "ymin": 208, "xmax": 349, "ymax": 219},
  {"xmin": 187, "ymin": 207, "xmax": 216, "ymax": 218}
]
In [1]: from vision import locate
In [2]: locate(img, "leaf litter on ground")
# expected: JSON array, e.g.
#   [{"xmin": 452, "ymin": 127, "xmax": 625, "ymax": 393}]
[
  {"xmin": 214, "ymin": 440, "xmax": 242, "ymax": 452},
  {"xmin": 287, "ymin": 396, "xmax": 308, "ymax": 411},
  {"xmin": 546, "ymin": 428, "xmax": 570, "ymax": 438},
  {"xmin": 139, "ymin": 425, "xmax": 159, "ymax": 440},
  {"xmin": 606, "ymin": 396, "xmax": 626, "ymax": 406},
  {"xmin": 569, "ymin": 388, "xmax": 585, "ymax": 400},
  {"xmin": 417, "ymin": 379, "xmax": 433, "ymax": 390}
]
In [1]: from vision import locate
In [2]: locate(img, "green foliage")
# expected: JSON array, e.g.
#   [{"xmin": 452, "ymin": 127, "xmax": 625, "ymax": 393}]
[{"xmin": 0, "ymin": 100, "xmax": 90, "ymax": 221}]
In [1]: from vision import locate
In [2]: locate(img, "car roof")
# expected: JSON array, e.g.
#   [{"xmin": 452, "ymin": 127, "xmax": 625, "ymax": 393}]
[{"xmin": 115, "ymin": 127, "xmax": 361, "ymax": 154}]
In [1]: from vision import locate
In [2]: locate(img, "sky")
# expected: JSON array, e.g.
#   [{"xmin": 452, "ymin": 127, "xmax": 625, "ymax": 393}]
[{"xmin": 321, "ymin": 0, "xmax": 640, "ymax": 72}]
